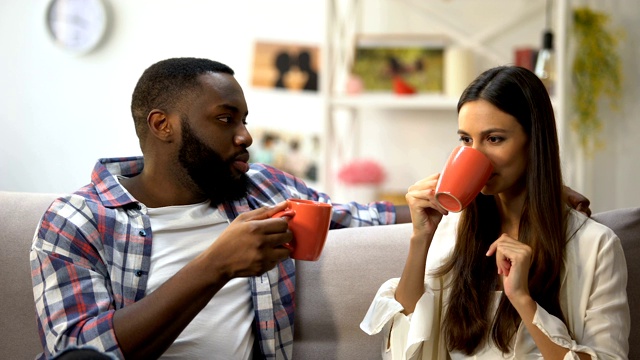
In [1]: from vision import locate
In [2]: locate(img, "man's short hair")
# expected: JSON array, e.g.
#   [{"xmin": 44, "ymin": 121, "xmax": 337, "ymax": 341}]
[{"xmin": 130, "ymin": 57, "xmax": 234, "ymax": 145}]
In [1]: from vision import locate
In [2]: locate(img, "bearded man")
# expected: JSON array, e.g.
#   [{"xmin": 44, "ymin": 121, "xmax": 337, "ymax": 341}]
[{"xmin": 30, "ymin": 57, "xmax": 410, "ymax": 360}]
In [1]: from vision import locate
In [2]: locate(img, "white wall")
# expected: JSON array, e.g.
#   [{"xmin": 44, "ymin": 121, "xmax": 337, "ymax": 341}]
[
  {"xmin": 582, "ymin": 1, "xmax": 640, "ymax": 212},
  {"xmin": 0, "ymin": 0, "xmax": 325, "ymax": 194},
  {"xmin": 1, "ymin": 0, "xmax": 639, "ymax": 213}
]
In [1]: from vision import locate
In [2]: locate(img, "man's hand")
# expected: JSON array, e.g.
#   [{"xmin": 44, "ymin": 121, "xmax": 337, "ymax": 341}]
[
  {"xmin": 563, "ymin": 186, "xmax": 591, "ymax": 217},
  {"xmin": 203, "ymin": 201, "xmax": 293, "ymax": 281}
]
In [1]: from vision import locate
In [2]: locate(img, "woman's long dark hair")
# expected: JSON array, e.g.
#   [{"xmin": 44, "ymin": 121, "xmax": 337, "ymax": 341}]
[{"xmin": 433, "ymin": 66, "xmax": 568, "ymax": 354}]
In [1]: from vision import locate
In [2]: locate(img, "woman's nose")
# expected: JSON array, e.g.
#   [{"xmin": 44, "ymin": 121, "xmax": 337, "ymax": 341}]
[{"xmin": 470, "ymin": 144, "xmax": 488, "ymax": 157}]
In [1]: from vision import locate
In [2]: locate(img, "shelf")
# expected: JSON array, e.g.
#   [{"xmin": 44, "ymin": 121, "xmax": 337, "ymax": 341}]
[
  {"xmin": 330, "ymin": 93, "xmax": 459, "ymax": 110},
  {"xmin": 322, "ymin": 0, "xmax": 570, "ymax": 195}
]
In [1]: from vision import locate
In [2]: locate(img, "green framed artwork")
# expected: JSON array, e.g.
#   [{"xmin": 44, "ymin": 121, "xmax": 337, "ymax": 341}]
[{"xmin": 351, "ymin": 35, "xmax": 446, "ymax": 93}]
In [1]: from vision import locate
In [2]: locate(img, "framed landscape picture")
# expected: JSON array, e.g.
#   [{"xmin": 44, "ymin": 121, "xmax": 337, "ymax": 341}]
[{"xmin": 351, "ymin": 35, "xmax": 446, "ymax": 93}]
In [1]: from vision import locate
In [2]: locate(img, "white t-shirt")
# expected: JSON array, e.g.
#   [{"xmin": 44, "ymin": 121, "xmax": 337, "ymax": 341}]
[{"xmin": 145, "ymin": 200, "xmax": 254, "ymax": 359}]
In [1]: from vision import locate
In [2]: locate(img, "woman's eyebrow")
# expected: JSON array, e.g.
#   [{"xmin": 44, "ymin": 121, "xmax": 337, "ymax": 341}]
[{"xmin": 457, "ymin": 128, "xmax": 508, "ymax": 136}]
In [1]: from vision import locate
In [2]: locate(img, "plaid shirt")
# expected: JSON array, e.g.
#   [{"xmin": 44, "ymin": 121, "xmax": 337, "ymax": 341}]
[{"xmin": 30, "ymin": 157, "xmax": 396, "ymax": 359}]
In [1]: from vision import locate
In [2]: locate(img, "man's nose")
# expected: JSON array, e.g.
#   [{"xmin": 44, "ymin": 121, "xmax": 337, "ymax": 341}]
[{"xmin": 235, "ymin": 125, "xmax": 253, "ymax": 147}]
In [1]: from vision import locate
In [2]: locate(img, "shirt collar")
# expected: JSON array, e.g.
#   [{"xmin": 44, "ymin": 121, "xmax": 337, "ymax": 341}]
[
  {"xmin": 89, "ymin": 157, "xmax": 276, "ymax": 213},
  {"xmin": 91, "ymin": 156, "xmax": 144, "ymax": 208}
]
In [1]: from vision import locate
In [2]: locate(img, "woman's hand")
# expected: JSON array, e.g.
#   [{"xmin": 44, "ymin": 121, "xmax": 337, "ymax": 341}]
[
  {"xmin": 405, "ymin": 174, "xmax": 449, "ymax": 239},
  {"xmin": 486, "ymin": 234, "xmax": 533, "ymax": 305}
]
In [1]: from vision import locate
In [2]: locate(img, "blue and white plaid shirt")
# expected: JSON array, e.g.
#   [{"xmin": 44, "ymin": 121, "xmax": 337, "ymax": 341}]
[{"xmin": 30, "ymin": 157, "xmax": 397, "ymax": 359}]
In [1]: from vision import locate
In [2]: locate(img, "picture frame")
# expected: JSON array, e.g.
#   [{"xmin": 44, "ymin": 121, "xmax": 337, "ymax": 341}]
[
  {"xmin": 350, "ymin": 34, "xmax": 447, "ymax": 93},
  {"xmin": 249, "ymin": 127, "xmax": 321, "ymax": 185},
  {"xmin": 251, "ymin": 41, "xmax": 320, "ymax": 92}
]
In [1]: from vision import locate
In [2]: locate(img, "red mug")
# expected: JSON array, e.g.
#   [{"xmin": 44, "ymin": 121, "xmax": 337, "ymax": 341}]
[
  {"xmin": 273, "ymin": 199, "xmax": 333, "ymax": 261},
  {"xmin": 435, "ymin": 146, "xmax": 493, "ymax": 212}
]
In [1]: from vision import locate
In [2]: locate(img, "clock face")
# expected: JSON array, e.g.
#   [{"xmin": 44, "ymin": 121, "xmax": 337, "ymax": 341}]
[{"xmin": 46, "ymin": 0, "xmax": 109, "ymax": 54}]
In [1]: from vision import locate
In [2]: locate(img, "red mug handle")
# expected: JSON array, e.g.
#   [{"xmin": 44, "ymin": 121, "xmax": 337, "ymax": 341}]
[{"xmin": 272, "ymin": 209, "xmax": 296, "ymax": 251}]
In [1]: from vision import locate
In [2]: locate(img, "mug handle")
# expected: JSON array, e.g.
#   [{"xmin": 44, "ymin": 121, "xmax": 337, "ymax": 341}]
[{"xmin": 272, "ymin": 209, "xmax": 296, "ymax": 251}]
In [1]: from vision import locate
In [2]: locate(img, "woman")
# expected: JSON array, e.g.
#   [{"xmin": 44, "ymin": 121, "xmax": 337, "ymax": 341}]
[{"xmin": 360, "ymin": 66, "xmax": 630, "ymax": 359}]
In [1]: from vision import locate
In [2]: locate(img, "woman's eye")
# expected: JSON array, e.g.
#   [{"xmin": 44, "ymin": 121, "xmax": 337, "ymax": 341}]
[
  {"xmin": 488, "ymin": 136, "xmax": 503, "ymax": 143},
  {"xmin": 459, "ymin": 136, "xmax": 472, "ymax": 144}
]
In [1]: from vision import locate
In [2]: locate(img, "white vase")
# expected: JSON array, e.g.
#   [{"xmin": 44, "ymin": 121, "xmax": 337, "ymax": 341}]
[{"xmin": 335, "ymin": 184, "xmax": 380, "ymax": 204}]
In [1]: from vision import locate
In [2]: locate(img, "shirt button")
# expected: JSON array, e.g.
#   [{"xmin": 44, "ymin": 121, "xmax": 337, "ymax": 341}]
[
  {"xmin": 135, "ymin": 270, "xmax": 143, "ymax": 277},
  {"xmin": 139, "ymin": 230, "xmax": 147, "ymax": 236}
]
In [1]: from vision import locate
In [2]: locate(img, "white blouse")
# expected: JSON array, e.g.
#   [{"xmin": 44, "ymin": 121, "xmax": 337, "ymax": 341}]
[
  {"xmin": 448, "ymin": 292, "xmax": 509, "ymax": 360},
  {"xmin": 360, "ymin": 210, "xmax": 630, "ymax": 360}
]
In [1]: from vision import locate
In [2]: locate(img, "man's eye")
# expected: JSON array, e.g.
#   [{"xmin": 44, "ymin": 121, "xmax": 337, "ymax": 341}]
[{"xmin": 218, "ymin": 116, "xmax": 232, "ymax": 123}]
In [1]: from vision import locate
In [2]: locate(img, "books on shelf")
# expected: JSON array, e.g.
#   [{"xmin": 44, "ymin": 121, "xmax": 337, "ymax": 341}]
[{"xmin": 514, "ymin": 47, "xmax": 539, "ymax": 72}]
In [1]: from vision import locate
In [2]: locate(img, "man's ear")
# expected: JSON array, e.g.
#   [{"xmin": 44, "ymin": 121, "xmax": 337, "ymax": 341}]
[{"xmin": 147, "ymin": 109, "xmax": 176, "ymax": 142}]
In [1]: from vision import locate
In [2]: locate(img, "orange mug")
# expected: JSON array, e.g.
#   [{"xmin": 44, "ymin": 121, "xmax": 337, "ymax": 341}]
[
  {"xmin": 273, "ymin": 199, "xmax": 333, "ymax": 261},
  {"xmin": 435, "ymin": 146, "xmax": 493, "ymax": 212}
]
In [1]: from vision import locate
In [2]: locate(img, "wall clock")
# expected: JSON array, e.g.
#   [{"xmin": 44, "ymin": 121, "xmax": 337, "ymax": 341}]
[{"xmin": 46, "ymin": 0, "xmax": 110, "ymax": 54}]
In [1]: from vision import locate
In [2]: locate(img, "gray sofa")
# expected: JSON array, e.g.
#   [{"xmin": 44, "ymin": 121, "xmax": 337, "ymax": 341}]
[{"xmin": 0, "ymin": 191, "xmax": 637, "ymax": 359}]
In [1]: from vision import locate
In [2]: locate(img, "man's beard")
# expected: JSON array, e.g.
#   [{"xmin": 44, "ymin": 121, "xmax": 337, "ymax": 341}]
[{"xmin": 178, "ymin": 117, "xmax": 250, "ymax": 206}]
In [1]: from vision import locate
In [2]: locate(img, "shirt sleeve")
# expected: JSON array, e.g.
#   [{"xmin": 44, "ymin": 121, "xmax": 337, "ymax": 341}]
[
  {"xmin": 30, "ymin": 198, "xmax": 123, "ymax": 359},
  {"xmin": 531, "ymin": 232, "xmax": 629, "ymax": 359},
  {"xmin": 288, "ymin": 176, "xmax": 396, "ymax": 227},
  {"xmin": 328, "ymin": 200, "xmax": 397, "ymax": 228},
  {"xmin": 246, "ymin": 163, "xmax": 397, "ymax": 227},
  {"xmin": 288, "ymin": 176, "xmax": 397, "ymax": 228}
]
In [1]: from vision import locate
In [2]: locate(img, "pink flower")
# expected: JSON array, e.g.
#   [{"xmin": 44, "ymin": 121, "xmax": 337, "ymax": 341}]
[{"xmin": 337, "ymin": 159, "xmax": 386, "ymax": 185}]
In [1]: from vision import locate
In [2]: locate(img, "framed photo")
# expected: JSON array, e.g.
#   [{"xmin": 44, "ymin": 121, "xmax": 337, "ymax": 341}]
[
  {"xmin": 249, "ymin": 127, "xmax": 321, "ymax": 185},
  {"xmin": 351, "ymin": 35, "xmax": 446, "ymax": 93},
  {"xmin": 251, "ymin": 41, "xmax": 320, "ymax": 92}
]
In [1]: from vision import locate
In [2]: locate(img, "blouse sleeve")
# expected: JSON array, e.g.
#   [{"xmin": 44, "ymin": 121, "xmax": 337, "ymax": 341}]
[
  {"xmin": 360, "ymin": 277, "xmax": 446, "ymax": 360},
  {"xmin": 530, "ymin": 231, "xmax": 629, "ymax": 359},
  {"xmin": 361, "ymin": 214, "xmax": 458, "ymax": 360}
]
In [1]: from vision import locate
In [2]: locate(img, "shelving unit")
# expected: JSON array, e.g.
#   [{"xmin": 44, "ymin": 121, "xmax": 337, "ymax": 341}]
[
  {"xmin": 321, "ymin": 0, "xmax": 572, "ymax": 197},
  {"xmin": 331, "ymin": 94, "xmax": 458, "ymax": 110}
]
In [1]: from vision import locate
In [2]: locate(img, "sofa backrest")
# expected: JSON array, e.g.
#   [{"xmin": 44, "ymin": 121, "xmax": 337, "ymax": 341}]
[
  {"xmin": 0, "ymin": 191, "xmax": 59, "ymax": 359},
  {"xmin": 1, "ymin": 190, "xmax": 638, "ymax": 359},
  {"xmin": 592, "ymin": 207, "xmax": 640, "ymax": 359},
  {"xmin": 293, "ymin": 223, "xmax": 412, "ymax": 359}
]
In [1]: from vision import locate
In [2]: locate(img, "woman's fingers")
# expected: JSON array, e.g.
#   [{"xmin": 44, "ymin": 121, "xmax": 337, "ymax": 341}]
[
  {"xmin": 405, "ymin": 174, "xmax": 448, "ymax": 237},
  {"xmin": 406, "ymin": 175, "xmax": 449, "ymax": 215},
  {"xmin": 486, "ymin": 234, "xmax": 533, "ymax": 298},
  {"xmin": 487, "ymin": 235, "xmax": 529, "ymax": 271}
]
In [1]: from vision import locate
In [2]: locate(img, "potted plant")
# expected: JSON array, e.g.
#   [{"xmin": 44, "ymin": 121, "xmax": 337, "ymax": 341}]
[{"xmin": 571, "ymin": 6, "xmax": 623, "ymax": 155}]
